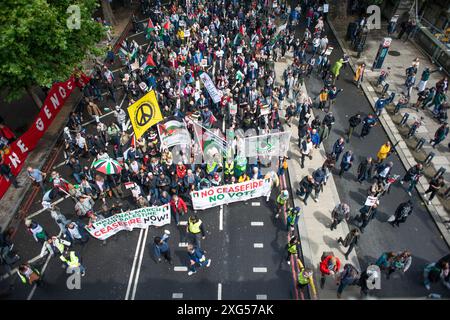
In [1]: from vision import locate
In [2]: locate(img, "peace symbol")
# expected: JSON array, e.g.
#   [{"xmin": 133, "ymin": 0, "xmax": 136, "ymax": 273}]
[{"xmin": 135, "ymin": 103, "xmax": 154, "ymax": 126}]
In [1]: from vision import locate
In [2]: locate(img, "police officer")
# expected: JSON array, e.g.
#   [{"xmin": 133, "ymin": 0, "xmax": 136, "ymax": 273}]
[
  {"xmin": 286, "ymin": 237, "xmax": 299, "ymax": 265},
  {"xmin": 297, "ymin": 259, "xmax": 316, "ymax": 298},
  {"xmin": 60, "ymin": 250, "xmax": 85, "ymax": 276},
  {"xmin": 186, "ymin": 215, "xmax": 206, "ymax": 249},
  {"xmin": 17, "ymin": 264, "xmax": 42, "ymax": 286},
  {"xmin": 224, "ymin": 159, "xmax": 235, "ymax": 183},
  {"xmin": 286, "ymin": 207, "xmax": 301, "ymax": 234}
]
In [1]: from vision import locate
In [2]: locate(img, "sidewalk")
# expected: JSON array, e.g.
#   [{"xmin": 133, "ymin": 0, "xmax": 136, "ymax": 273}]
[
  {"xmin": 326, "ymin": 4, "xmax": 450, "ymax": 247},
  {"xmin": 0, "ymin": 7, "xmax": 136, "ymax": 231},
  {"xmin": 274, "ymin": 53, "xmax": 361, "ymax": 299}
]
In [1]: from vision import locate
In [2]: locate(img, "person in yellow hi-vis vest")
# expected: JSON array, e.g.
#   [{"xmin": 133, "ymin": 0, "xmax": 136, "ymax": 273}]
[
  {"xmin": 297, "ymin": 259, "xmax": 317, "ymax": 299},
  {"xmin": 354, "ymin": 63, "xmax": 366, "ymax": 88},
  {"xmin": 60, "ymin": 250, "xmax": 86, "ymax": 276},
  {"xmin": 17, "ymin": 264, "xmax": 42, "ymax": 286},
  {"xmin": 186, "ymin": 215, "xmax": 206, "ymax": 250}
]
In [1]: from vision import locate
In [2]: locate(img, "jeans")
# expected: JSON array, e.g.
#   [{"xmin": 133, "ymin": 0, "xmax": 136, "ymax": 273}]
[
  {"xmin": 187, "ymin": 233, "xmax": 202, "ymax": 249},
  {"xmin": 73, "ymin": 172, "xmax": 82, "ymax": 184},
  {"xmin": 172, "ymin": 211, "xmax": 180, "ymax": 225},
  {"xmin": 189, "ymin": 258, "xmax": 208, "ymax": 272}
]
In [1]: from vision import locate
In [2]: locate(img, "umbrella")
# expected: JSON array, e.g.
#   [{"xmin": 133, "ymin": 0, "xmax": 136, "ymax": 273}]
[{"xmin": 91, "ymin": 158, "xmax": 123, "ymax": 175}]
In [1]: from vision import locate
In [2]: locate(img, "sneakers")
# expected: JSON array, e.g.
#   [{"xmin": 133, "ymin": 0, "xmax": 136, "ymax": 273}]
[
  {"xmin": 206, "ymin": 259, "xmax": 211, "ymax": 267},
  {"xmin": 275, "ymin": 214, "xmax": 279, "ymax": 218},
  {"xmin": 313, "ymin": 197, "xmax": 318, "ymax": 203},
  {"xmin": 164, "ymin": 230, "xmax": 171, "ymax": 235},
  {"xmin": 407, "ymin": 191, "xmax": 412, "ymax": 197},
  {"xmin": 287, "ymin": 261, "xmax": 291, "ymax": 265},
  {"xmin": 427, "ymin": 200, "xmax": 431, "ymax": 205},
  {"xmin": 188, "ymin": 271, "xmax": 197, "ymax": 276}
]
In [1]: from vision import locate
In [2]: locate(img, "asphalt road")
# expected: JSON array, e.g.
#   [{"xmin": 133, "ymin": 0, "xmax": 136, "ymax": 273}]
[
  {"xmin": 296, "ymin": 17, "xmax": 450, "ymax": 297},
  {"xmin": 0, "ymin": 17, "xmax": 296, "ymax": 300}
]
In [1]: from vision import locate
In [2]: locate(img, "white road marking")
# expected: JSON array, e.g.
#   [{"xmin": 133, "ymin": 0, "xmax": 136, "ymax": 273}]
[
  {"xmin": 251, "ymin": 202, "xmax": 261, "ymax": 206},
  {"xmin": 127, "ymin": 31, "xmax": 145, "ymax": 38},
  {"xmin": 130, "ymin": 226, "xmax": 149, "ymax": 300},
  {"xmin": 178, "ymin": 242, "xmax": 189, "ymax": 247},
  {"xmin": 219, "ymin": 205, "xmax": 223, "ymax": 231},
  {"xmin": 253, "ymin": 267, "xmax": 267, "ymax": 273},
  {"xmin": 27, "ymin": 195, "xmax": 70, "ymax": 219},
  {"xmin": 251, "ymin": 222, "xmax": 264, "ymax": 226},
  {"xmin": 179, "ymin": 221, "xmax": 188, "ymax": 226},
  {"xmin": 174, "ymin": 266, "xmax": 188, "ymax": 272},
  {"xmin": 27, "ymin": 253, "xmax": 52, "ymax": 300},
  {"xmin": 253, "ymin": 243, "xmax": 264, "ymax": 248},
  {"xmin": 124, "ymin": 229, "xmax": 144, "ymax": 300},
  {"xmin": 256, "ymin": 294, "xmax": 267, "ymax": 300},
  {"xmin": 218, "ymin": 283, "xmax": 222, "ymax": 300},
  {"xmin": 82, "ymin": 94, "xmax": 126, "ymax": 127},
  {"xmin": 172, "ymin": 293, "xmax": 183, "ymax": 299}
]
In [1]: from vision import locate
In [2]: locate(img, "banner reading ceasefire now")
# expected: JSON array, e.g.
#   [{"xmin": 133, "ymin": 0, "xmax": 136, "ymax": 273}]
[{"xmin": 0, "ymin": 75, "xmax": 89, "ymax": 199}]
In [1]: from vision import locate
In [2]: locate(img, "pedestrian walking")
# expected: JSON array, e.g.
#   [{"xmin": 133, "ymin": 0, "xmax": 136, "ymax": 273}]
[
  {"xmin": 355, "ymin": 203, "xmax": 379, "ymax": 233},
  {"xmin": 187, "ymin": 243, "xmax": 211, "ymax": 276},
  {"xmin": 170, "ymin": 194, "xmax": 188, "ymax": 226},
  {"xmin": 331, "ymin": 137, "xmax": 345, "ymax": 163},
  {"xmin": 60, "ymin": 250, "xmax": 86, "ymax": 276},
  {"xmin": 360, "ymin": 114, "xmax": 377, "ymax": 139},
  {"xmin": 65, "ymin": 221, "xmax": 89, "ymax": 245},
  {"xmin": 296, "ymin": 175, "xmax": 315, "ymax": 206},
  {"xmin": 186, "ymin": 215, "xmax": 206, "ymax": 249},
  {"xmin": 338, "ymin": 150, "xmax": 354, "ymax": 177},
  {"xmin": 49, "ymin": 205, "xmax": 70, "ymax": 234},
  {"xmin": 40, "ymin": 236, "xmax": 71, "ymax": 258},
  {"xmin": 338, "ymin": 228, "xmax": 361, "ymax": 260},
  {"xmin": 17, "ymin": 264, "xmax": 42, "ymax": 286},
  {"xmin": 330, "ymin": 203, "xmax": 351, "ymax": 231},
  {"xmin": 374, "ymin": 161, "xmax": 393, "ymax": 183},
  {"xmin": 319, "ymin": 252, "xmax": 341, "ymax": 289},
  {"xmin": 423, "ymin": 260, "xmax": 450, "ymax": 291},
  {"xmin": 423, "ymin": 176, "xmax": 445, "ymax": 205},
  {"xmin": 25, "ymin": 219, "xmax": 48, "ymax": 244},
  {"xmin": 346, "ymin": 113, "xmax": 361, "ymax": 142},
  {"xmin": 376, "ymin": 141, "xmax": 391, "ymax": 164},
  {"xmin": 354, "ymin": 63, "xmax": 366, "ymax": 88},
  {"xmin": 430, "ymin": 123, "xmax": 449, "ymax": 148},
  {"xmin": 286, "ymin": 236, "xmax": 299, "ymax": 265},
  {"xmin": 336, "ymin": 263, "xmax": 360, "ymax": 298},
  {"xmin": 400, "ymin": 163, "xmax": 423, "ymax": 196},
  {"xmin": 27, "ymin": 167, "xmax": 46, "ymax": 194},
  {"xmin": 299, "ymin": 136, "xmax": 313, "ymax": 169},
  {"xmin": 275, "ymin": 190, "xmax": 289, "ymax": 218},
  {"xmin": 388, "ymin": 200, "xmax": 413, "ymax": 227},
  {"xmin": 153, "ymin": 230, "xmax": 173, "ymax": 265},
  {"xmin": 357, "ymin": 156, "xmax": 374, "ymax": 183}
]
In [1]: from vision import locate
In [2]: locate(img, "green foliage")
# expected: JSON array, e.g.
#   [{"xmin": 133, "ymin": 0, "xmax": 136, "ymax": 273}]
[{"xmin": 0, "ymin": 0, "xmax": 105, "ymax": 102}]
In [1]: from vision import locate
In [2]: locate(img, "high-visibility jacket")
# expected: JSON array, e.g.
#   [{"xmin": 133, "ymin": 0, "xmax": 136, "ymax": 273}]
[
  {"xmin": 188, "ymin": 220, "xmax": 202, "ymax": 234},
  {"xmin": 376, "ymin": 144, "xmax": 391, "ymax": 160},
  {"xmin": 287, "ymin": 210, "xmax": 300, "ymax": 226},
  {"xmin": 298, "ymin": 268, "xmax": 310, "ymax": 285},
  {"xmin": 18, "ymin": 267, "xmax": 40, "ymax": 284},
  {"xmin": 287, "ymin": 243, "xmax": 298, "ymax": 254},
  {"xmin": 206, "ymin": 162, "xmax": 218, "ymax": 175},
  {"xmin": 60, "ymin": 251, "xmax": 81, "ymax": 268},
  {"xmin": 277, "ymin": 194, "xmax": 288, "ymax": 205},
  {"xmin": 224, "ymin": 161, "xmax": 235, "ymax": 175},
  {"xmin": 319, "ymin": 91, "xmax": 328, "ymax": 102}
]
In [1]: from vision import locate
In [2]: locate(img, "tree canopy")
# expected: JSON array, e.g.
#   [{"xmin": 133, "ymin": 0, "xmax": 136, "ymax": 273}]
[{"xmin": 0, "ymin": 0, "xmax": 105, "ymax": 102}]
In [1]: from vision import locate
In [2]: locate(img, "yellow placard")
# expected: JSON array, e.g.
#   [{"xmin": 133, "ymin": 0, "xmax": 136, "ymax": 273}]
[{"xmin": 127, "ymin": 90, "xmax": 163, "ymax": 139}]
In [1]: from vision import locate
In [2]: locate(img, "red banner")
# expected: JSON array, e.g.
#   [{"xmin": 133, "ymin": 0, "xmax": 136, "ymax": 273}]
[{"xmin": 0, "ymin": 75, "xmax": 88, "ymax": 199}]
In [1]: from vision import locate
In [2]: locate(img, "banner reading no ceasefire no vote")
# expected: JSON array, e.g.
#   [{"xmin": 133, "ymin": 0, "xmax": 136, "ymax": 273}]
[{"xmin": 190, "ymin": 178, "xmax": 272, "ymax": 210}]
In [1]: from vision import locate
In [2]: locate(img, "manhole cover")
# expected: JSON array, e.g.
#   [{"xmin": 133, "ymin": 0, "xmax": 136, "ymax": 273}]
[{"xmin": 389, "ymin": 51, "xmax": 401, "ymax": 56}]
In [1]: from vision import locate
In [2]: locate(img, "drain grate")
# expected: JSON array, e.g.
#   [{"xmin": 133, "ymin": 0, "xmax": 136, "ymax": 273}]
[{"xmin": 389, "ymin": 50, "xmax": 401, "ymax": 56}]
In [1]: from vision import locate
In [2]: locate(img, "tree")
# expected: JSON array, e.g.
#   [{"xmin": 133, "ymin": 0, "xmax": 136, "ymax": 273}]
[{"xmin": 0, "ymin": 0, "xmax": 105, "ymax": 107}]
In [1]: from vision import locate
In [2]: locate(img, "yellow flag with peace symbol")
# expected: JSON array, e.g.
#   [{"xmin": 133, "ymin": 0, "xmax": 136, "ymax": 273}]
[{"xmin": 127, "ymin": 90, "xmax": 163, "ymax": 139}]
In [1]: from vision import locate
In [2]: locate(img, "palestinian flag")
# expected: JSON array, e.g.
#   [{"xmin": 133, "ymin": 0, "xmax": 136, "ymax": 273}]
[
  {"xmin": 141, "ymin": 54, "xmax": 156, "ymax": 71},
  {"xmin": 233, "ymin": 33, "xmax": 242, "ymax": 47},
  {"xmin": 157, "ymin": 119, "xmax": 191, "ymax": 149},
  {"xmin": 146, "ymin": 18, "xmax": 155, "ymax": 39},
  {"xmin": 130, "ymin": 133, "xmax": 136, "ymax": 148},
  {"xmin": 163, "ymin": 21, "xmax": 171, "ymax": 30},
  {"xmin": 129, "ymin": 40, "xmax": 139, "ymax": 62}
]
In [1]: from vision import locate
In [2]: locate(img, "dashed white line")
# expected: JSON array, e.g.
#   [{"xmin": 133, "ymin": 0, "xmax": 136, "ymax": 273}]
[
  {"xmin": 127, "ymin": 31, "xmax": 145, "ymax": 38},
  {"xmin": 27, "ymin": 195, "xmax": 70, "ymax": 219},
  {"xmin": 218, "ymin": 283, "xmax": 222, "ymax": 300},
  {"xmin": 124, "ymin": 229, "xmax": 144, "ymax": 300},
  {"xmin": 256, "ymin": 294, "xmax": 268, "ymax": 300},
  {"xmin": 251, "ymin": 222, "xmax": 264, "ymax": 226},
  {"xmin": 251, "ymin": 202, "xmax": 261, "ymax": 206},
  {"xmin": 172, "ymin": 293, "xmax": 183, "ymax": 299},
  {"xmin": 253, "ymin": 267, "xmax": 267, "ymax": 273},
  {"xmin": 178, "ymin": 242, "xmax": 189, "ymax": 247},
  {"xmin": 174, "ymin": 266, "xmax": 188, "ymax": 272},
  {"xmin": 179, "ymin": 221, "xmax": 188, "ymax": 226},
  {"xmin": 219, "ymin": 205, "xmax": 223, "ymax": 231},
  {"xmin": 253, "ymin": 243, "xmax": 264, "ymax": 248},
  {"xmin": 130, "ymin": 226, "xmax": 149, "ymax": 300},
  {"xmin": 27, "ymin": 253, "xmax": 52, "ymax": 300}
]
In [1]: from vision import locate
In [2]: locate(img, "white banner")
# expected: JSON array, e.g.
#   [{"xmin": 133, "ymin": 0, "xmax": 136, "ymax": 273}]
[
  {"xmin": 190, "ymin": 178, "xmax": 272, "ymax": 210},
  {"xmin": 244, "ymin": 131, "xmax": 291, "ymax": 157},
  {"xmin": 85, "ymin": 204, "xmax": 171, "ymax": 240},
  {"xmin": 157, "ymin": 119, "xmax": 191, "ymax": 149},
  {"xmin": 199, "ymin": 72, "xmax": 223, "ymax": 104}
]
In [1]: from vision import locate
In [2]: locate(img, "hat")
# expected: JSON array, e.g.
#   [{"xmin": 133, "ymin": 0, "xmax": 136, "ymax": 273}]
[{"xmin": 282, "ymin": 190, "xmax": 289, "ymax": 197}]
